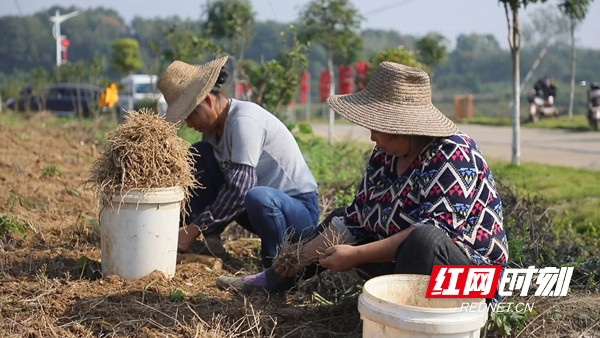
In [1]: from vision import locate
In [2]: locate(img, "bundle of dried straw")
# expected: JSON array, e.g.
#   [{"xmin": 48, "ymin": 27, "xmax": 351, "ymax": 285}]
[{"xmin": 87, "ymin": 109, "xmax": 196, "ymax": 207}]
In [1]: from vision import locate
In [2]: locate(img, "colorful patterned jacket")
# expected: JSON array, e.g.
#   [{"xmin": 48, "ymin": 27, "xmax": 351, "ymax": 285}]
[{"xmin": 343, "ymin": 131, "xmax": 509, "ymax": 268}]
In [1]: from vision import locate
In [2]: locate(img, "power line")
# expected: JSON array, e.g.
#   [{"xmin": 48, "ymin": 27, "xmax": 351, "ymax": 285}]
[
  {"xmin": 13, "ymin": 0, "xmax": 23, "ymax": 15},
  {"xmin": 364, "ymin": 0, "xmax": 417, "ymax": 16},
  {"xmin": 266, "ymin": 0, "xmax": 277, "ymax": 21}
]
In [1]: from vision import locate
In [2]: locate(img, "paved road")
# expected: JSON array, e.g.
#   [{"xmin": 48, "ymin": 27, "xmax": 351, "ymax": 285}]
[{"xmin": 310, "ymin": 123, "xmax": 600, "ymax": 170}]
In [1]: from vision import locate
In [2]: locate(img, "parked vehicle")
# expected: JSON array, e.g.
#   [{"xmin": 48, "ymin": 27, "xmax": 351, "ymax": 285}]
[
  {"xmin": 588, "ymin": 81, "xmax": 600, "ymax": 131},
  {"xmin": 6, "ymin": 83, "xmax": 102, "ymax": 117},
  {"xmin": 527, "ymin": 76, "xmax": 558, "ymax": 122},
  {"xmin": 116, "ymin": 74, "xmax": 167, "ymax": 123}
]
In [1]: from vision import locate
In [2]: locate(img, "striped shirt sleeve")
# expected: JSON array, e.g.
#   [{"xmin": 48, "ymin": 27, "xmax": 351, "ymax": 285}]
[{"xmin": 192, "ymin": 162, "xmax": 257, "ymax": 231}]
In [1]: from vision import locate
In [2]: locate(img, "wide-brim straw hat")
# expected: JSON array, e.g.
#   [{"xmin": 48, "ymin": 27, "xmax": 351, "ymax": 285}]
[
  {"xmin": 326, "ymin": 62, "xmax": 458, "ymax": 137},
  {"xmin": 158, "ymin": 56, "xmax": 229, "ymax": 123}
]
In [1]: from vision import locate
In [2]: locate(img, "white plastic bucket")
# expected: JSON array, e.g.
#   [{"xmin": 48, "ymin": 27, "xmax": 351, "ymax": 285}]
[
  {"xmin": 358, "ymin": 274, "xmax": 488, "ymax": 337},
  {"xmin": 100, "ymin": 187, "xmax": 184, "ymax": 280}
]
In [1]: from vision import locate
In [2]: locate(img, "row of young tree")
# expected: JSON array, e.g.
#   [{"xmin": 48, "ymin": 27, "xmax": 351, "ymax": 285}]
[{"xmin": 0, "ymin": 0, "xmax": 597, "ymax": 162}]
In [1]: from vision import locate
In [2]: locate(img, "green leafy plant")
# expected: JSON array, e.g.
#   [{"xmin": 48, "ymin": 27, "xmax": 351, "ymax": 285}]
[
  {"xmin": 142, "ymin": 278, "xmax": 159, "ymax": 303},
  {"xmin": 41, "ymin": 165, "xmax": 62, "ymax": 177},
  {"xmin": 76, "ymin": 256, "xmax": 102, "ymax": 280},
  {"xmin": 297, "ymin": 122, "xmax": 313, "ymax": 134},
  {"xmin": 168, "ymin": 289, "xmax": 206, "ymax": 302},
  {"xmin": 81, "ymin": 213, "xmax": 100, "ymax": 231},
  {"xmin": 17, "ymin": 133, "xmax": 32, "ymax": 141},
  {"xmin": 485, "ymin": 305, "xmax": 535, "ymax": 336},
  {"xmin": 0, "ymin": 213, "xmax": 25, "ymax": 235}
]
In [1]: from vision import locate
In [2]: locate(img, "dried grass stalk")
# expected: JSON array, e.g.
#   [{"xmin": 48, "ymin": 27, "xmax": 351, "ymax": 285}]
[
  {"xmin": 274, "ymin": 232, "xmax": 305, "ymax": 275},
  {"xmin": 274, "ymin": 227, "xmax": 345, "ymax": 276},
  {"xmin": 87, "ymin": 109, "xmax": 197, "ymax": 210}
]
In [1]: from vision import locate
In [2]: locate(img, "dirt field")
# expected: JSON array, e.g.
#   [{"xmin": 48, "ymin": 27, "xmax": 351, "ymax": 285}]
[
  {"xmin": 2, "ymin": 113, "xmax": 599, "ymax": 337},
  {"xmin": 0, "ymin": 112, "xmax": 364, "ymax": 337}
]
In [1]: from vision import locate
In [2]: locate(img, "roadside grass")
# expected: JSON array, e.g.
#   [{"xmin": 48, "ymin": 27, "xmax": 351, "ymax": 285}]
[
  {"xmin": 490, "ymin": 161, "xmax": 600, "ymax": 203},
  {"xmin": 457, "ymin": 116, "xmax": 513, "ymax": 126},
  {"xmin": 522, "ymin": 114, "xmax": 592, "ymax": 131},
  {"xmin": 458, "ymin": 114, "xmax": 593, "ymax": 131}
]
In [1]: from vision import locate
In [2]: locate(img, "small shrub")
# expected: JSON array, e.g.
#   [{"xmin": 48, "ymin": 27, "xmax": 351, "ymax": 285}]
[
  {"xmin": 0, "ymin": 213, "xmax": 25, "ymax": 235},
  {"xmin": 485, "ymin": 305, "xmax": 535, "ymax": 336},
  {"xmin": 41, "ymin": 165, "xmax": 62, "ymax": 177}
]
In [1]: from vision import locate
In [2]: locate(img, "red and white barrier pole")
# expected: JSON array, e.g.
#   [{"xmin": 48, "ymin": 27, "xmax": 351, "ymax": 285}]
[{"xmin": 520, "ymin": 43, "xmax": 551, "ymax": 94}]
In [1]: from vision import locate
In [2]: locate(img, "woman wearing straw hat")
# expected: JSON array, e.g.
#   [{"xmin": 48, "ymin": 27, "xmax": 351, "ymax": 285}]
[
  {"xmin": 217, "ymin": 61, "xmax": 509, "ymax": 300},
  {"xmin": 158, "ymin": 56, "xmax": 320, "ymax": 268}
]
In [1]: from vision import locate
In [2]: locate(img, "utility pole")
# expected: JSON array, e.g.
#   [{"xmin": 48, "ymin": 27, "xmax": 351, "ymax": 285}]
[{"xmin": 50, "ymin": 10, "xmax": 79, "ymax": 67}]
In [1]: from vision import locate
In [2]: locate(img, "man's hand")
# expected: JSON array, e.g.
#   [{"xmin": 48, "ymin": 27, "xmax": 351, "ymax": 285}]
[{"xmin": 178, "ymin": 224, "xmax": 200, "ymax": 252}]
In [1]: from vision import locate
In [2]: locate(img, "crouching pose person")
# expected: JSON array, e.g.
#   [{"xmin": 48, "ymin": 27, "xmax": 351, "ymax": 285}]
[
  {"xmin": 158, "ymin": 56, "xmax": 319, "ymax": 268},
  {"xmin": 217, "ymin": 61, "xmax": 509, "ymax": 300}
]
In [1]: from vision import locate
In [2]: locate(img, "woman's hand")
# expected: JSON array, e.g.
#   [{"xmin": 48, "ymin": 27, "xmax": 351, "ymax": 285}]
[
  {"xmin": 318, "ymin": 245, "xmax": 360, "ymax": 271},
  {"xmin": 272, "ymin": 258, "xmax": 300, "ymax": 277}
]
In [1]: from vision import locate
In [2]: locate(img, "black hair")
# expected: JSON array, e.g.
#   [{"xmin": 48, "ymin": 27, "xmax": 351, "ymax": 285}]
[{"xmin": 210, "ymin": 66, "xmax": 229, "ymax": 95}]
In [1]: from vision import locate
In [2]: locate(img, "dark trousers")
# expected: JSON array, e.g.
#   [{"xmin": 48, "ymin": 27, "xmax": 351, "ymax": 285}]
[{"xmin": 356, "ymin": 224, "xmax": 472, "ymax": 279}]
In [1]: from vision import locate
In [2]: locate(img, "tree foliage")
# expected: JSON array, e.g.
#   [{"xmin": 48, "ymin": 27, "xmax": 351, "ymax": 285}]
[
  {"xmin": 162, "ymin": 26, "xmax": 220, "ymax": 64},
  {"xmin": 298, "ymin": 0, "xmax": 364, "ymax": 64},
  {"xmin": 367, "ymin": 46, "xmax": 424, "ymax": 80},
  {"xmin": 415, "ymin": 32, "xmax": 448, "ymax": 75},
  {"xmin": 298, "ymin": 0, "xmax": 364, "ymax": 144},
  {"xmin": 203, "ymin": 0, "xmax": 254, "ymax": 58},
  {"xmin": 111, "ymin": 38, "xmax": 143, "ymax": 75},
  {"xmin": 0, "ymin": 3, "xmax": 599, "ymax": 120},
  {"xmin": 240, "ymin": 26, "xmax": 308, "ymax": 116}
]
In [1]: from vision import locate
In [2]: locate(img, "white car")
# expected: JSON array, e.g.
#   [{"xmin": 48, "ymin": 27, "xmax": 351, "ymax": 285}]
[{"xmin": 117, "ymin": 74, "xmax": 167, "ymax": 121}]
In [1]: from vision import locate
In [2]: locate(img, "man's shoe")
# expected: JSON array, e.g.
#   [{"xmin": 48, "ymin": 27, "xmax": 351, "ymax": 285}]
[
  {"xmin": 216, "ymin": 276, "xmax": 265, "ymax": 292},
  {"xmin": 203, "ymin": 233, "xmax": 225, "ymax": 255}
]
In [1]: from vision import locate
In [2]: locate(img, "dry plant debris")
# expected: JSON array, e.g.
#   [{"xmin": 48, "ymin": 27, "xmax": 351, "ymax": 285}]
[
  {"xmin": 274, "ymin": 226, "xmax": 345, "ymax": 277},
  {"xmin": 87, "ymin": 109, "xmax": 196, "ymax": 208}
]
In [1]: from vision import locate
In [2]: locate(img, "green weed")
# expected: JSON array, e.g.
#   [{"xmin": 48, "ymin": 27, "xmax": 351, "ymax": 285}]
[
  {"xmin": 17, "ymin": 133, "xmax": 31, "ymax": 141},
  {"xmin": 485, "ymin": 305, "xmax": 535, "ymax": 337},
  {"xmin": 81, "ymin": 213, "xmax": 100, "ymax": 231},
  {"xmin": 41, "ymin": 165, "xmax": 62, "ymax": 177},
  {"xmin": 0, "ymin": 213, "xmax": 25, "ymax": 235},
  {"xmin": 76, "ymin": 256, "xmax": 102, "ymax": 280},
  {"xmin": 168, "ymin": 289, "xmax": 206, "ymax": 302},
  {"xmin": 142, "ymin": 278, "xmax": 159, "ymax": 303}
]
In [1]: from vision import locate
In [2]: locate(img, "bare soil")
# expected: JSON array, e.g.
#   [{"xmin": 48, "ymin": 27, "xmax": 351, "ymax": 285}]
[
  {"xmin": 0, "ymin": 113, "xmax": 362, "ymax": 337},
  {"xmin": 1, "ymin": 113, "xmax": 598, "ymax": 337}
]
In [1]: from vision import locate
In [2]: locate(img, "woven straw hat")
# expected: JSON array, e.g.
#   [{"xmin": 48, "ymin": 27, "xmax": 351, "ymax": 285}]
[
  {"xmin": 158, "ymin": 56, "xmax": 229, "ymax": 123},
  {"xmin": 326, "ymin": 62, "xmax": 458, "ymax": 137}
]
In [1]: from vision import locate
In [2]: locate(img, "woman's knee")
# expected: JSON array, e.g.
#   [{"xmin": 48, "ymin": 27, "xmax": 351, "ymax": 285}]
[
  {"xmin": 404, "ymin": 225, "xmax": 441, "ymax": 248},
  {"xmin": 394, "ymin": 224, "xmax": 470, "ymax": 274}
]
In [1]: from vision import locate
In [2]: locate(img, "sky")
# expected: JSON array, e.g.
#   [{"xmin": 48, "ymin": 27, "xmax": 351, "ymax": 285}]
[{"xmin": 4, "ymin": 0, "xmax": 600, "ymax": 50}]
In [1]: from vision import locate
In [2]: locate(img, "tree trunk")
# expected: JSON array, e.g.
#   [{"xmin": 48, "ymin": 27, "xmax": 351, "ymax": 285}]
[
  {"xmin": 507, "ymin": 5, "xmax": 521, "ymax": 165},
  {"xmin": 127, "ymin": 71, "xmax": 134, "ymax": 112},
  {"xmin": 327, "ymin": 49, "xmax": 335, "ymax": 145},
  {"xmin": 568, "ymin": 17, "xmax": 576, "ymax": 119}
]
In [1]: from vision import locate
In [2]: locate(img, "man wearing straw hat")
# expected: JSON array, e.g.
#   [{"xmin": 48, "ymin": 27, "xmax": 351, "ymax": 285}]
[
  {"xmin": 218, "ymin": 61, "xmax": 509, "ymax": 301},
  {"xmin": 158, "ymin": 56, "xmax": 320, "ymax": 268}
]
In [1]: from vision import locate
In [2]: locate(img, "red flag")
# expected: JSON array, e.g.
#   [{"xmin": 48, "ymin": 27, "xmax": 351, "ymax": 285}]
[{"xmin": 319, "ymin": 69, "xmax": 331, "ymax": 103}]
